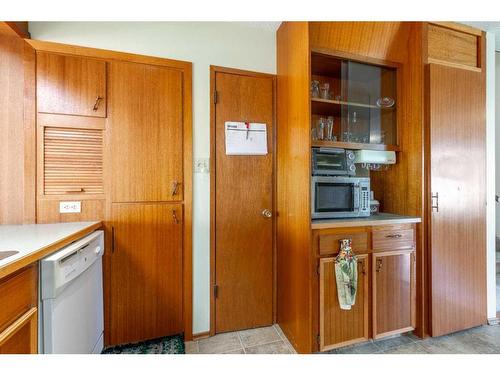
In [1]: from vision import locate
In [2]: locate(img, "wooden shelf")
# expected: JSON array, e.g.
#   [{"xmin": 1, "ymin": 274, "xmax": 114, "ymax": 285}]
[{"xmin": 311, "ymin": 140, "xmax": 400, "ymax": 152}]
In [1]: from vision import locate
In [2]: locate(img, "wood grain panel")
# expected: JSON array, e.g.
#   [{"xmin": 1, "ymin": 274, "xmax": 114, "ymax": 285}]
[
  {"xmin": 319, "ymin": 255, "xmax": 368, "ymax": 351},
  {"xmin": 0, "ymin": 33, "xmax": 36, "ymax": 224},
  {"xmin": 373, "ymin": 250, "xmax": 415, "ymax": 338},
  {"xmin": 0, "ymin": 265, "xmax": 37, "ymax": 332},
  {"xmin": 276, "ymin": 22, "xmax": 314, "ymax": 354},
  {"xmin": 37, "ymin": 52, "xmax": 106, "ymax": 117},
  {"xmin": 36, "ymin": 199, "xmax": 104, "ymax": 224},
  {"xmin": 43, "ymin": 127, "xmax": 103, "ymax": 195},
  {"xmin": 212, "ymin": 70, "xmax": 275, "ymax": 333},
  {"xmin": 428, "ymin": 63, "xmax": 486, "ymax": 336},
  {"xmin": 109, "ymin": 203, "xmax": 183, "ymax": 346},
  {"xmin": 0, "ymin": 308, "xmax": 37, "ymax": 354},
  {"xmin": 427, "ymin": 23, "xmax": 479, "ymax": 68},
  {"xmin": 309, "ymin": 22, "xmax": 412, "ymax": 63},
  {"xmin": 319, "ymin": 231, "xmax": 369, "ymax": 256},
  {"xmin": 109, "ymin": 61, "xmax": 183, "ymax": 203}
]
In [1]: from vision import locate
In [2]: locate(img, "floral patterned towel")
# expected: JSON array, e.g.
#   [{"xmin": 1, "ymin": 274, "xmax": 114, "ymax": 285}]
[{"xmin": 334, "ymin": 240, "xmax": 358, "ymax": 310}]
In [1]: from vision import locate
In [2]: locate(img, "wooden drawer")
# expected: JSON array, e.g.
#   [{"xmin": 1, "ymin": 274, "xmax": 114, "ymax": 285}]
[
  {"xmin": 372, "ymin": 226, "xmax": 415, "ymax": 251},
  {"xmin": 0, "ymin": 265, "xmax": 38, "ymax": 332},
  {"xmin": 319, "ymin": 231, "xmax": 369, "ymax": 255}
]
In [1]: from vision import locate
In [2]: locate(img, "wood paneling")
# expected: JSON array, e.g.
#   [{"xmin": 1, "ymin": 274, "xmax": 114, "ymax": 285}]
[
  {"xmin": 372, "ymin": 250, "xmax": 415, "ymax": 338},
  {"xmin": 109, "ymin": 61, "xmax": 183, "ymax": 203},
  {"xmin": 211, "ymin": 68, "xmax": 275, "ymax": 333},
  {"xmin": 318, "ymin": 230, "xmax": 369, "ymax": 256},
  {"xmin": 36, "ymin": 52, "xmax": 107, "ymax": 117},
  {"xmin": 319, "ymin": 255, "xmax": 368, "ymax": 351},
  {"xmin": 43, "ymin": 127, "xmax": 103, "ymax": 195},
  {"xmin": 276, "ymin": 22, "xmax": 314, "ymax": 354},
  {"xmin": 427, "ymin": 63, "xmax": 486, "ymax": 336},
  {"xmin": 309, "ymin": 22, "xmax": 412, "ymax": 64},
  {"xmin": 427, "ymin": 23, "xmax": 480, "ymax": 69},
  {"xmin": 0, "ymin": 33, "xmax": 36, "ymax": 224},
  {"xmin": 0, "ymin": 265, "xmax": 37, "ymax": 332},
  {"xmin": 36, "ymin": 199, "xmax": 104, "ymax": 224},
  {"xmin": 372, "ymin": 224, "xmax": 415, "ymax": 251},
  {"xmin": 0, "ymin": 308, "xmax": 37, "ymax": 354},
  {"xmin": 109, "ymin": 203, "xmax": 183, "ymax": 345}
]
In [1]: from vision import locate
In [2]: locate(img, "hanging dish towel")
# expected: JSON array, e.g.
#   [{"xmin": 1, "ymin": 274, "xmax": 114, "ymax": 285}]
[{"xmin": 334, "ymin": 239, "xmax": 358, "ymax": 310}]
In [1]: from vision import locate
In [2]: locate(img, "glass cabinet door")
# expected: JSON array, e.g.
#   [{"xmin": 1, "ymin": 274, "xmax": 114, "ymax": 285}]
[{"xmin": 340, "ymin": 60, "xmax": 397, "ymax": 146}]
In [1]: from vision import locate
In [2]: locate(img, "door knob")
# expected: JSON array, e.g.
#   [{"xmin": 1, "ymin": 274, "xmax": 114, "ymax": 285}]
[{"xmin": 261, "ymin": 209, "xmax": 272, "ymax": 218}]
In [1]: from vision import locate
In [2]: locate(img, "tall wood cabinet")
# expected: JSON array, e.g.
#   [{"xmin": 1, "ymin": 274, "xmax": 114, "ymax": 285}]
[
  {"xmin": 276, "ymin": 22, "xmax": 486, "ymax": 353},
  {"xmin": 28, "ymin": 39, "xmax": 193, "ymax": 346}
]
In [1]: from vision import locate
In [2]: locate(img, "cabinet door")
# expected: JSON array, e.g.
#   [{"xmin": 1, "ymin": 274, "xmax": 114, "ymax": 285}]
[
  {"xmin": 0, "ymin": 308, "xmax": 37, "ymax": 354},
  {"xmin": 372, "ymin": 250, "xmax": 415, "ymax": 339},
  {"xmin": 109, "ymin": 61, "xmax": 183, "ymax": 203},
  {"xmin": 37, "ymin": 52, "xmax": 106, "ymax": 117},
  {"xmin": 319, "ymin": 254, "xmax": 368, "ymax": 351},
  {"xmin": 109, "ymin": 203, "xmax": 183, "ymax": 346}
]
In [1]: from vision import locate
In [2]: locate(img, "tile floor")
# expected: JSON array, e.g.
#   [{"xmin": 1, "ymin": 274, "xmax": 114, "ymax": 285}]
[
  {"xmin": 186, "ymin": 323, "xmax": 500, "ymax": 354},
  {"xmin": 185, "ymin": 325, "xmax": 296, "ymax": 354}
]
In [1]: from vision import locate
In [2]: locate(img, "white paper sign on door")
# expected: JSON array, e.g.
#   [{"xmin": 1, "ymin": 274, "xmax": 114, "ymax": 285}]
[{"xmin": 225, "ymin": 121, "xmax": 268, "ymax": 155}]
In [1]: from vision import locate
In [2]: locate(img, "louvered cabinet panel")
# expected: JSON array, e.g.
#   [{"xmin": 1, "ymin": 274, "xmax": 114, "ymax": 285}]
[{"xmin": 43, "ymin": 127, "xmax": 103, "ymax": 195}]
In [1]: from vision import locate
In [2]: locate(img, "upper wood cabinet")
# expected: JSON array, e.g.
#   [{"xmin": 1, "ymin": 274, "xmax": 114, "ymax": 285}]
[
  {"xmin": 109, "ymin": 61, "xmax": 184, "ymax": 202},
  {"xmin": 36, "ymin": 52, "xmax": 107, "ymax": 117},
  {"xmin": 372, "ymin": 250, "xmax": 415, "ymax": 339}
]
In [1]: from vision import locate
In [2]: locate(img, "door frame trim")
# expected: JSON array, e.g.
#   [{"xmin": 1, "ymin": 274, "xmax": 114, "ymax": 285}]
[{"xmin": 209, "ymin": 65, "xmax": 277, "ymax": 336}]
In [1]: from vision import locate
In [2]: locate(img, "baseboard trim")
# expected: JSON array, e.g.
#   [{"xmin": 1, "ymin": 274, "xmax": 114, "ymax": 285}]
[{"xmin": 191, "ymin": 331, "xmax": 210, "ymax": 341}]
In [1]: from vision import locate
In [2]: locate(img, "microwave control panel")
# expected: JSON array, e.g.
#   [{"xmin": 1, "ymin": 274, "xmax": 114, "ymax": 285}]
[{"xmin": 360, "ymin": 185, "xmax": 370, "ymax": 213}]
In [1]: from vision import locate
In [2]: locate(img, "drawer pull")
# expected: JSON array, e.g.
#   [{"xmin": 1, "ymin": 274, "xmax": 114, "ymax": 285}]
[
  {"xmin": 376, "ymin": 258, "xmax": 383, "ymax": 272},
  {"xmin": 171, "ymin": 181, "xmax": 180, "ymax": 196},
  {"xmin": 172, "ymin": 209, "xmax": 179, "ymax": 224},
  {"xmin": 66, "ymin": 188, "xmax": 84, "ymax": 193},
  {"xmin": 385, "ymin": 234, "xmax": 403, "ymax": 239}
]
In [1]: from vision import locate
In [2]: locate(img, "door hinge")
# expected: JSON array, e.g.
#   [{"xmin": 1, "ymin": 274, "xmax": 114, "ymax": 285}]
[
  {"xmin": 213, "ymin": 90, "xmax": 218, "ymax": 104},
  {"xmin": 316, "ymin": 334, "xmax": 320, "ymax": 345},
  {"xmin": 317, "ymin": 263, "xmax": 320, "ymax": 276},
  {"xmin": 213, "ymin": 285, "xmax": 219, "ymax": 299}
]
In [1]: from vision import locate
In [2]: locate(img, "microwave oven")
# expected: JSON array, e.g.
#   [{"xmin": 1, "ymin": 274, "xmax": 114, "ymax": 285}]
[
  {"xmin": 312, "ymin": 147, "xmax": 356, "ymax": 176},
  {"xmin": 311, "ymin": 176, "xmax": 370, "ymax": 219}
]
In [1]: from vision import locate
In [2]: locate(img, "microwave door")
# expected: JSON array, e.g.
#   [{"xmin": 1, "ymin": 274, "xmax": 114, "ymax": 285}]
[
  {"xmin": 314, "ymin": 151, "xmax": 347, "ymax": 175},
  {"xmin": 314, "ymin": 182, "xmax": 355, "ymax": 213}
]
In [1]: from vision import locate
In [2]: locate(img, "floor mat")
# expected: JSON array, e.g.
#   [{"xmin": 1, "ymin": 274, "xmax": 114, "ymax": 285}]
[{"xmin": 102, "ymin": 334, "xmax": 185, "ymax": 354}]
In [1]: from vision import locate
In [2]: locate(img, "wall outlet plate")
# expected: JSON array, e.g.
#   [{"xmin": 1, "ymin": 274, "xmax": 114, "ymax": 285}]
[{"xmin": 59, "ymin": 201, "xmax": 81, "ymax": 213}]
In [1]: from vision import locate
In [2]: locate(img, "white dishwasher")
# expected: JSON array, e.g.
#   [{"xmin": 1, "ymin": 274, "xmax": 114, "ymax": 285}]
[{"xmin": 40, "ymin": 230, "xmax": 104, "ymax": 354}]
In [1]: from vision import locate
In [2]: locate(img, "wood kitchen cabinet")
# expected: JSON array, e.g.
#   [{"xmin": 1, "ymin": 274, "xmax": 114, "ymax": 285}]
[
  {"xmin": 109, "ymin": 61, "xmax": 184, "ymax": 203},
  {"xmin": 319, "ymin": 254, "xmax": 368, "ymax": 351},
  {"xmin": 0, "ymin": 265, "xmax": 38, "ymax": 354},
  {"xmin": 108, "ymin": 203, "xmax": 184, "ymax": 346},
  {"xmin": 372, "ymin": 250, "xmax": 415, "ymax": 339},
  {"xmin": 36, "ymin": 52, "xmax": 107, "ymax": 117}
]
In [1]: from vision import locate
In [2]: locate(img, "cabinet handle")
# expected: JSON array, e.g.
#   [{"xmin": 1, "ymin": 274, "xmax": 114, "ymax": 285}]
[
  {"xmin": 66, "ymin": 188, "xmax": 84, "ymax": 193},
  {"xmin": 172, "ymin": 209, "xmax": 179, "ymax": 224},
  {"xmin": 111, "ymin": 226, "xmax": 115, "ymax": 253},
  {"xmin": 93, "ymin": 96, "xmax": 103, "ymax": 111},
  {"xmin": 376, "ymin": 258, "xmax": 383, "ymax": 272},
  {"xmin": 171, "ymin": 181, "xmax": 180, "ymax": 196},
  {"xmin": 385, "ymin": 233, "xmax": 402, "ymax": 239}
]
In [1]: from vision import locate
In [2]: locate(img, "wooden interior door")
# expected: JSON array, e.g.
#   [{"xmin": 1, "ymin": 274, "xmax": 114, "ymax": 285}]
[
  {"xmin": 372, "ymin": 250, "xmax": 415, "ymax": 338},
  {"xmin": 213, "ymin": 69, "xmax": 274, "ymax": 333},
  {"xmin": 428, "ymin": 64, "xmax": 486, "ymax": 336},
  {"xmin": 36, "ymin": 52, "xmax": 107, "ymax": 117},
  {"xmin": 109, "ymin": 61, "xmax": 183, "ymax": 203},
  {"xmin": 319, "ymin": 255, "xmax": 368, "ymax": 351},
  {"xmin": 109, "ymin": 203, "xmax": 183, "ymax": 345}
]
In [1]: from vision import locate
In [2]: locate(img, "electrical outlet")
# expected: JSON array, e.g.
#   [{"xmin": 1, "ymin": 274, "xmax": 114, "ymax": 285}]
[
  {"xmin": 194, "ymin": 158, "xmax": 210, "ymax": 174},
  {"xmin": 59, "ymin": 201, "xmax": 81, "ymax": 214}
]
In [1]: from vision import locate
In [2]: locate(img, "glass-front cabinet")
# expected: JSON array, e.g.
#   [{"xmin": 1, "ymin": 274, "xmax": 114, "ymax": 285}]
[{"xmin": 311, "ymin": 52, "xmax": 398, "ymax": 150}]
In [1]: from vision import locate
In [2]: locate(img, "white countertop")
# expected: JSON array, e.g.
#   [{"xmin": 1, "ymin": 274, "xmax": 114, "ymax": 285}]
[
  {"xmin": 0, "ymin": 221, "xmax": 101, "ymax": 278},
  {"xmin": 311, "ymin": 213, "xmax": 421, "ymax": 229}
]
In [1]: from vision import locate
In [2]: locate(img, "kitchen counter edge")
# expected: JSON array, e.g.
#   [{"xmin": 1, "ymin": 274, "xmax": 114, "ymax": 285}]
[{"xmin": 311, "ymin": 215, "xmax": 422, "ymax": 229}]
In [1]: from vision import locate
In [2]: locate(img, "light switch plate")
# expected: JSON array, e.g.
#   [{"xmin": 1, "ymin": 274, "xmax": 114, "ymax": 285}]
[
  {"xmin": 59, "ymin": 201, "xmax": 81, "ymax": 213},
  {"xmin": 194, "ymin": 158, "xmax": 210, "ymax": 173}
]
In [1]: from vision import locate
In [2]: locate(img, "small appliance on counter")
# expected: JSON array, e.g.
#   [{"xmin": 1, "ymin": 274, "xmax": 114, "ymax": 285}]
[
  {"xmin": 370, "ymin": 190, "xmax": 380, "ymax": 214},
  {"xmin": 354, "ymin": 150, "xmax": 396, "ymax": 171},
  {"xmin": 311, "ymin": 147, "xmax": 370, "ymax": 219}
]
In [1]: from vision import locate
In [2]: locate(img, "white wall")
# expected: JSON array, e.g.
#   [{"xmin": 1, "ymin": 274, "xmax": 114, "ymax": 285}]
[
  {"xmin": 487, "ymin": 32, "xmax": 496, "ymax": 320},
  {"xmin": 28, "ymin": 22, "xmax": 277, "ymax": 334},
  {"xmin": 496, "ymin": 50, "xmax": 500, "ymax": 237}
]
